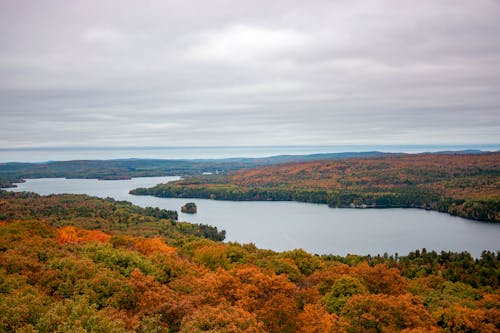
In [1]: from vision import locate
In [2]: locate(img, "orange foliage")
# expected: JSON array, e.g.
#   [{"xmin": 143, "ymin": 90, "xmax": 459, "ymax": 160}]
[
  {"xmin": 55, "ymin": 226, "xmax": 79, "ymax": 244},
  {"xmin": 55, "ymin": 226, "xmax": 111, "ymax": 244},
  {"xmin": 478, "ymin": 292, "xmax": 500, "ymax": 309},
  {"xmin": 354, "ymin": 262, "xmax": 408, "ymax": 295},
  {"xmin": 56, "ymin": 227, "xmax": 176, "ymax": 256},
  {"xmin": 133, "ymin": 237, "xmax": 176, "ymax": 256},
  {"xmin": 233, "ymin": 266, "xmax": 299, "ymax": 333},
  {"xmin": 433, "ymin": 304, "xmax": 498, "ymax": 333},
  {"xmin": 80, "ymin": 230, "xmax": 112, "ymax": 243},
  {"xmin": 303, "ymin": 263, "xmax": 353, "ymax": 293},
  {"xmin": 341, "ymin": 293, "xmax": 437, "ymax": 333},
  {"xmin": 129, "ymin": 268, "xmax": 199, "ymax": 330},
  {"xmin": 228, "ymin": 153, "xmax": 500, "ymax": 197},
  {"xmin": 400, "ymin": 328, "xmax": 443, "ymax": 333},
  {"xmin": 296, "ymin": 304, "xmax": 347, "ymax": 333},
  {"xmin": 193, "ymin": 268, "xmax": 241, "ymax": 305},
  {"xmin": 1, "ymin": 199, "xmax": 499, "ymax": 332},
  {"xmin": 180, "ymin": 303, "xmax": 265, "ymax": 333}
]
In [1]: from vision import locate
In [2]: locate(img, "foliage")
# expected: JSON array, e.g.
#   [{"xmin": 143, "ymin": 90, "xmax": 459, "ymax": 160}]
[
  {"xmin": 181, "ymin": 202, "xmax": 197, "ymax": 214},
  {"xmin": 341, "ymin": 293, "xmax": 436, "ymax": 332},
  {"xmin": 1, "ymin": 191, "xmax": 499, "ymax": 332},
  {"xmin": 322, "ymin": 276, "xmax": 368, "ymax": 313},
  {"xmin": 179, "ymin": 303, "xmax": 265, "ymax": 333},
  {"xmin": 132, "ymin": 153, "xmax": 500, "ymax": 222},
  {"xmin": 0, "ymin": 190, "xmax": 224, "ymax": 241},
  {"xmin": 0, "ymin": 152, "xmax": 393, "ymax": 187}
]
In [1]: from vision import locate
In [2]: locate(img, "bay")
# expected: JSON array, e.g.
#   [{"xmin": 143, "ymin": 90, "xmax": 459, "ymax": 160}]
[{"xmin": 7, "ymin": 177, "xmax": 500, "ymax": 257}]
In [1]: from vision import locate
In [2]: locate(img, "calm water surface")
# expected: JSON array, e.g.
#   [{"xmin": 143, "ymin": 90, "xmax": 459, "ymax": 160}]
[{"xmin": 8, "ymin": 177, "xmax": 500, "ymax": 257}]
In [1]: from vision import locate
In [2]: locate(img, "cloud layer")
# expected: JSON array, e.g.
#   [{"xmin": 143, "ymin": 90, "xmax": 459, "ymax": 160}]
[{"xmin": 1, "ymin": 0, "xmax": 499, "ymax": 147}]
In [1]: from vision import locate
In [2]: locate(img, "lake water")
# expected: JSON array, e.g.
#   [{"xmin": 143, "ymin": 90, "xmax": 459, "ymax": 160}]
[{"xmin": 7, "ymin": 177, "xmax": 500, "ymax": 257}]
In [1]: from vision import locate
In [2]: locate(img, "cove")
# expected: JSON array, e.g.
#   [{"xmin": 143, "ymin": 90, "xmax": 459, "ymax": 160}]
[{"xmin": 7, "ymin": 177, "xmax": 500, "ymax": 257}]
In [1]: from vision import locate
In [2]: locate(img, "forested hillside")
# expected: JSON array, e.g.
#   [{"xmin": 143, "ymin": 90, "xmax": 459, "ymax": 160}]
[
  {"xmin": 0, "ymin": 152, "xmax": 395, "ymax": 188},
  {"xmin": 132, "ymin": 153, "xmax": 500, "ymax": 222},
  {"xmin": 0, "ymin": 191, "xmax": 499, "ymax": 332}
]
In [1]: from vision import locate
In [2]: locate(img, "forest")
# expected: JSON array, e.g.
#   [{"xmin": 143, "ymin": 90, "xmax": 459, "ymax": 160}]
[
  {"xmin": 0, "ymin": 151, "xmax": 480, "ymax": 188},
  {"xmin": 0, "ymin": 191, "xmax": 224, "ymax": 242},
  {"xmin": 0, "ymin": 190, "xmax": 499, "ymax": 332},
  {"xmin": 0, "ymin": 152, "xmax": 398, "ymax": 189},
  {"xmin": 0, "ymin": 191, "xmax": 500, "ymax": 333},
  {"xmin": 131, "ymin": 153, "xmax": 500, "ymax": 222}
]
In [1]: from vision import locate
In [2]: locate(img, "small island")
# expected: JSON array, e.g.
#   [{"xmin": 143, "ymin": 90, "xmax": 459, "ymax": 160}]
[{"xmin": 181, "ymin": 202, "xmax": 197, "ymax": 214}]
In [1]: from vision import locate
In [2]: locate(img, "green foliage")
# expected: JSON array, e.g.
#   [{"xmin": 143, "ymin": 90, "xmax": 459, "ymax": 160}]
[
  {"xmin": 0, "ymin": 285, "xmax": 49, "ymax": 332},
  {"xmin": 0, "ymin": 159, "xmax": 247, "ymax": 185},
  {"xmin": 322, "ymin": 276, "xmax": 368, "ymax": 313},
  {"xmin": 279, "ymin": 249, "xmax": 323, "ymax": 276},
  {"xmin": 226, "ymin": 243, "xmax": 248, "ymax": 264},
  {"xmin": 0, "ymin": 190, "xmax": 226, "ymax": 241},
  {"xmin": 399, "ymin": 249, "xmax": 500, "ymax": 288},
  {"xmin": 81, "ymin": 243, "xmax": 159, "ymax": 278},
  {"xmin": 176, "ymin": 221, "xmax": 226, "ymax": 242},
  {"xmin": 0, "ymin": 219, "xmax": 55, "ymax": 241},
  {"xmin": 256, "ymin": 257, "xmax": 302, "ymax": 282},
  {"xmin": 36, "ymin": 296, "xmax": 128, "ymax": 333},
  {"xmin": 416, "ymin": 281, "xmax": 483, "ymax": 312},
  {"xmin": 193, "ymin": 245, "xmax": 230, "ymax": 271},
  {"xmin": 0, "ymin": 152, "xmax": 393, "ymax": 189}
]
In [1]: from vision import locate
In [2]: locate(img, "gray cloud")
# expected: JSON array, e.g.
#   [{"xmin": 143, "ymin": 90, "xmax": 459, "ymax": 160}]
[{"xmin": 0, "ymin": 0, "xmax": 499, "ymax": 147}]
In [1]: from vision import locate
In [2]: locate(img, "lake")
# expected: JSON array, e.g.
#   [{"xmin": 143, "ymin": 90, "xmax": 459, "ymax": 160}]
[{"xmin": 7, "ymin": 177, "xmax": 500, "ymax": 257}]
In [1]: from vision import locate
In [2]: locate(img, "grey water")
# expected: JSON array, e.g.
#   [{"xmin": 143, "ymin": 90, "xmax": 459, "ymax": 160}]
[
  {"xmin": 7, "ymin": 177, "xmax": 500, "ymax": 257},
  {"xmin": 1, "ymin": 144, "xmax": 499, "ymax": 162}
]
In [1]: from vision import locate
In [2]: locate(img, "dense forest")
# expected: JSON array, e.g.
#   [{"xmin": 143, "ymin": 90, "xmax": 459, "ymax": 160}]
[
  {"xmin": 0, "ymin": 191, "xmax": 224, "ymax": 242},
  {"xmin": 0, "ymin": 190, "xmax": 499, "ymax": 332},
  {"xmin": 0, "ymin": 159, "xmax": 240, "ymax": 187},
  {"xmin": 131, "ymin": 153, "xmax": 500, "ymax": 222},
  {"xmin": 0, "ymin": 152, "xmax": 397, "ymax": 188}
]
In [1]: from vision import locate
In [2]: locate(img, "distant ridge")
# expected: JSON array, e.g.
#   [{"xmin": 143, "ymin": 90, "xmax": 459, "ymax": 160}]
[
  {"xmin": 1, "ymin": 150, "xmax": 498, "ymax": 188},
  {"xmin": 188, "ymin": 151, "xmax": 393, "ymax": 163},
  {"xmin": 428, "ymin": 149, "xmax": 485, "ymax": 155}
]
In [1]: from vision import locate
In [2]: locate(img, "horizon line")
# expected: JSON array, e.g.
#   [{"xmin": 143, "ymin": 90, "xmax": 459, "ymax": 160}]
[{"xmin": 1, "ymin": 143, "xmax": 499, "ymax": 151}]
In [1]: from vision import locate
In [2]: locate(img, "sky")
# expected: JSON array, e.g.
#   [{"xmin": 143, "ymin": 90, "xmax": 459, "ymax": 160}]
[{"xmin": 0, "ymin": 0, "xmax": 499, "ymax": 148}]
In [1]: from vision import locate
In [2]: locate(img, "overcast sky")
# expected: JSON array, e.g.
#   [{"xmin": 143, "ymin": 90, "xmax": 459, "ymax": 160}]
[{"xmin": 0, "ymin": 0, "xmax": 499, "ymax": 148}]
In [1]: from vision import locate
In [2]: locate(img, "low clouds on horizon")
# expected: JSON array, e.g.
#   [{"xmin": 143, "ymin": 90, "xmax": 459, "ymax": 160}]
[{"xmin": 0, "ymin": 0, "xmax": 499, "ymax": 147}]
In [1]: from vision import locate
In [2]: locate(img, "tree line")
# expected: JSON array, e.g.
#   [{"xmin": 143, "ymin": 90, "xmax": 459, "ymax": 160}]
[{"xmin": 131, "ymin": 153, "xmax": 500, "ymax": 222}]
